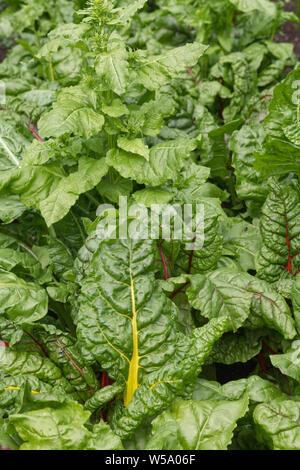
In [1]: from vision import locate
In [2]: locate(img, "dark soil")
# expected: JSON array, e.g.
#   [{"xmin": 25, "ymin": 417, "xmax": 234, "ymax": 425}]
[
  {"xmin": 0, "ymin": 45, "xmax": 7, "ymax": 63},
  {"xmin": 274, "ymin": 0, "xmax": 300, "ymax": 60}
]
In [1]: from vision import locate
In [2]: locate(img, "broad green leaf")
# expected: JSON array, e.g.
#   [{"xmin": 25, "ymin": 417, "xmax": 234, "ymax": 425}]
[
  {"xmin": 0, "ymin": 248, "xmax": 51, "ymax": 284},
  {"xmin": 84, "ymin": 383, "xmax": 124, "ymax": 413},
  {"xmin": 133, "ymin": 188, "xmax": 173, "ymax": 206},
  {"xmin": 21, "ymin": 140, "xmax": 57, "ymax": 166},
  {"xmin": 0, "ymin": 271, "xmax": 48, "ymax": 324},
  {"xmin": 95, "ymin": 36, "xmax": 129, "ymax": 96},
  {"xmin": 0, "ymin": 374, "xmax": 69, "ymax": 417},
  {"xmin": 208, "ymin": 329, "xmax": 262, "ymax": 365},
  {"xmin": 187, "ymin": 269, "xmax": 296, "ymax": 338},
  {"xmin": 127, "ymin": 96, "xmax": 175, "ymax": 137},
  {"xmin": 0, "ymin": 347, "xmax": 73, "ymax": 393},
  {"xmin": 146, "ymin": 395, "xmax": 249, "ymax": 450},
  {"xmin": 135, "ymin": 43, "xmax": 208, "ymax": 90},
  {"xmin": 192, "ymin": 376, "xmax": 287, "ymax": 403},
  {"xmin": 76, "ymin": 237, "xmax": 179, "ymax": 406},
  {"xmin": 0, "ymin": 194, "xmax": 26, "ymax": 223},
  {"xmin": 10, "ymin": 402, "xmax": 123, "ymax": 450},
  {"xmin": 40, "ymin": 157, "xmax": 108, "ymax": 226},
  {"xmin": 257, "ymin": 178, "xmax": 300, "ymax": 282},
  {"xmin": 220, "ymin": 219, "xmax": 261, "ymax": 272},
  {"xmin": 75, "ymin": 233, "xmax": 231, "ymax": 437},
  {"xmin": 230, "ymin": 124, "xmax": 267, "ymax": 204},
  {"xmin": 175, "ymin": 209, "xmax": 223, "ymax": 275},
  {"xmin": 117, "ymin": 136, "xmax": 150, "ymax": 161},
  {"xmin": 30, "ymin": 325, "xmax": 99, "ymax": 398},
  {"xmin": 38, "ymin": 86, "xmax": 105, "ymax": 139},
  {"xmin": 270, "ymin": 340, "xmax": 300, "ymax": 383},
  {"xmin": 0, "ymin": 418, "xmax": 18, "ymax": 449},
  {"xmin": 102, "ymin": 99, "xmax": 129, "ymax": 118},
  {"xmin": 114, "ymin": 317, "xmax": 231, "ymax": 439},
  {"xmin": 109, "ymin": 0, "xmax": 147, "ymax": 25},
  {"xmin": 106, "ymin": 139, "xmax": 196, "ymax": 186},
  {"xmin": 0, "ymin": 121, "xmax": 29, "ymax": 169},
  {"xmin": 37, "ymin": 23, "xmax": 90, "ymax": 58},
  {"xmin": 255, "ymin": 70, "xmax": 300, "ymax": 176},
  {"xmin": 187, "ymin": 270, "xmax": 253, "ymax": 331},
  {"xmin": 229, "ymin": 0, "xmax": 277, "ymax": 14},
  {"xmin": 254, "ymin": 399, "xmax": 300, "ymax": 450}
]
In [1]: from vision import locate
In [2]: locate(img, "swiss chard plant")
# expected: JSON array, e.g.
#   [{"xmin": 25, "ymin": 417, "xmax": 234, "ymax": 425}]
[{"xmin": 1, "ymin": 0, "xmax": 300, "ymax": 451}]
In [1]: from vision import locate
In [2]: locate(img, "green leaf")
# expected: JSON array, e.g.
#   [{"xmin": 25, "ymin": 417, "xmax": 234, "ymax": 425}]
[
  {"xmin": 255, "ymin": 70, "xmax": 300, "ymax": 177},
  {"xmin": 76, "ymin": 237, "xmax": 179, "ymax": 406},
  {"xmin": 75, "ymin": 233, "xmax": 230, "ymax": 438},
  {"xmin": 117, "ymin": 136, "xmax": 150, "ymax": 161},
  {"xmin": 0, "ymin": 348, "xmax": 73, "ymax": 393},
  {"xmin": 187, "ymin": 269, "xmax": 296, "ymax": 338},
  {"xmin": 229, "ymin": 0, "xmax": 277, "ymax": 15},
  {"xmin": 10, "ymin": 401, "xmax": 123, "ymax": 450},
  {"xmin": 146, "ymin": 395, "xmax": 249, "ymax": 450},
  {"xmin": 109, "ymin": 0, "xmax": 147, "ymax": 25},
  {"xmin": 230, "ymin": 124, "xmax": 268, "ymax": 204},
  {"xmin": 95, "ymin": 35, "xmax": 129, "ymax": 96},
  {"xmin": 220, "ymin": 219, "xmax": 262, "ymax": 272},
  {"xmin": 135, "ymin": 43, "xmax": 208, "ymax": 90},
  {"xmin": 107, "ymin": 138, "xmax": 196, "ymax": 186},
  {"xmin": 0, "ymin": 194, "xmax": 26, "ymax": 223},
  {"xmin": 254, "ymin": 399, "xmax": 300, "ymax": 450},
  {"xmin": 192, "ymin": 376, "xmax": 287, "ymax": 403},
  {"xmin": 133, "ymin": 188, "xmax": 173, "ymax": 206},
  {"xmin": 187, "ymin": 270, "xmax": 253, "ymax": 332},
  {"xmin": 38, "ymin": 86, "xmax": 105, "ymax": 139},
  {"xmin": 257, "ymin": 178, "xmax": 300, "ymax": 282},
  {"xmin": 208, "ymin": 329, "xmax": 262, "ymax": 365},
  {"xmin": 102, "ymin": 99, "xmax": 129, "ymax": 118},
  {"xmin": 0, "ymin": 271, "xmax": 48, "ymax": 324},
  {"xmin": 40, "ymin": 157, "xmax": 108, "ymax": 226},
  {"xmin": 270, "ymin": 340, "xmax": 300, "ymax": 383},
  {"xmin": 0, "ymin": 418, "xmax": 18, "ymax": 449}
]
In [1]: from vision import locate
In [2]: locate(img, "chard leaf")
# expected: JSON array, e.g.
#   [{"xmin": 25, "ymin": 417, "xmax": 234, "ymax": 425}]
[
  {"xmin": 38, "ymin": 86, "xmax": 105, "ymax": 139},
  {"xmin": 270, "ymin": 340, "xmax": 300, "ymax": 383},
  {"xmin": 0, "ymin": 194, "xmax": 26, "ymax": 224},
  {"xmin": 107, "ymin": 139, "xmax": 196, "ymax": 186},
  {"xmin": 117, "ymin": 137, "xmax": 150, "ymax": 161},
  {"xmin": 192, "ymin": 376, "xmax": 287, "ymax": 403},
  {"xmin": 146, "ymin": 395, "xmax": 249, "ymax": 450},
  {"xmin": 10, "ymin": 402, "xmax": 123, "ymax": 450},
  {"xmin": 0, "ymin": 271, "xmax": 48, "ymax": 324},
  {"xmin": 134, "ymin": 43, "xmax": 208, "ymax": 90},
  {"xmin": 40, "ymin": 157, "xmax": 108, "ymax": 226},
  {"xmin": 75, "ymin": 235, "xmax": 231, "ymax": 437},
  {"xmin": 254, "ymin": 399, "xmax": 300, "ymax": 450},
  {"xmin": 208, "ymin": 329, "xmax": 262, "ymax": 365},
  {"xmin": 95, "ymin": 36, "xmax": 129, "ymax": 96},
  {"xmin": 187, "ymin": 269, "xmax": 296, "ymax": 339},
  {"xmin": 0, "ymin": 347, "xmax": 74, "ymax": 393},
  {"xmin": 257, "ymin": 178, "xmax": 300, "ymax": 282},
  {"xmin": 230, "ymin": 124, "xmax": 267, "ymax": 204}
]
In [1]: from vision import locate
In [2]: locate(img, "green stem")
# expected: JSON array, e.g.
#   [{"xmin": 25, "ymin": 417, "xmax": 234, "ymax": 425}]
[
  {"xmin": 296, "ymin": 0, "xmax": 300, "ymax": 18},
  {"xmin": 48, "ymin": 225, "xmax": 56, "ymax": 239},
  {"xmin": 70, "ymin": 210, "xmax": 85, "ymax": 243},
  {"xmin": 49, "ymin": 54, "xmax": 55, "ymax": 81},
  {"xmin": 85, "ymin": 192, "xmax": 100, "ymax": 207}
]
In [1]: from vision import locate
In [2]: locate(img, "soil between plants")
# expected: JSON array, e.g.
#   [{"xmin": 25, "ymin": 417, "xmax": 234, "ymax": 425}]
[{"xmin": 275, "ymin": 0, "xmax": 300, "ymax": 60}]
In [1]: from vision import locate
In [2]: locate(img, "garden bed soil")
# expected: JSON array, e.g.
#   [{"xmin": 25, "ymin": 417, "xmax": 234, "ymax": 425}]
[{"xmin": 275, "ymin": 0, "xmax": 300, "ymax": 60}]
